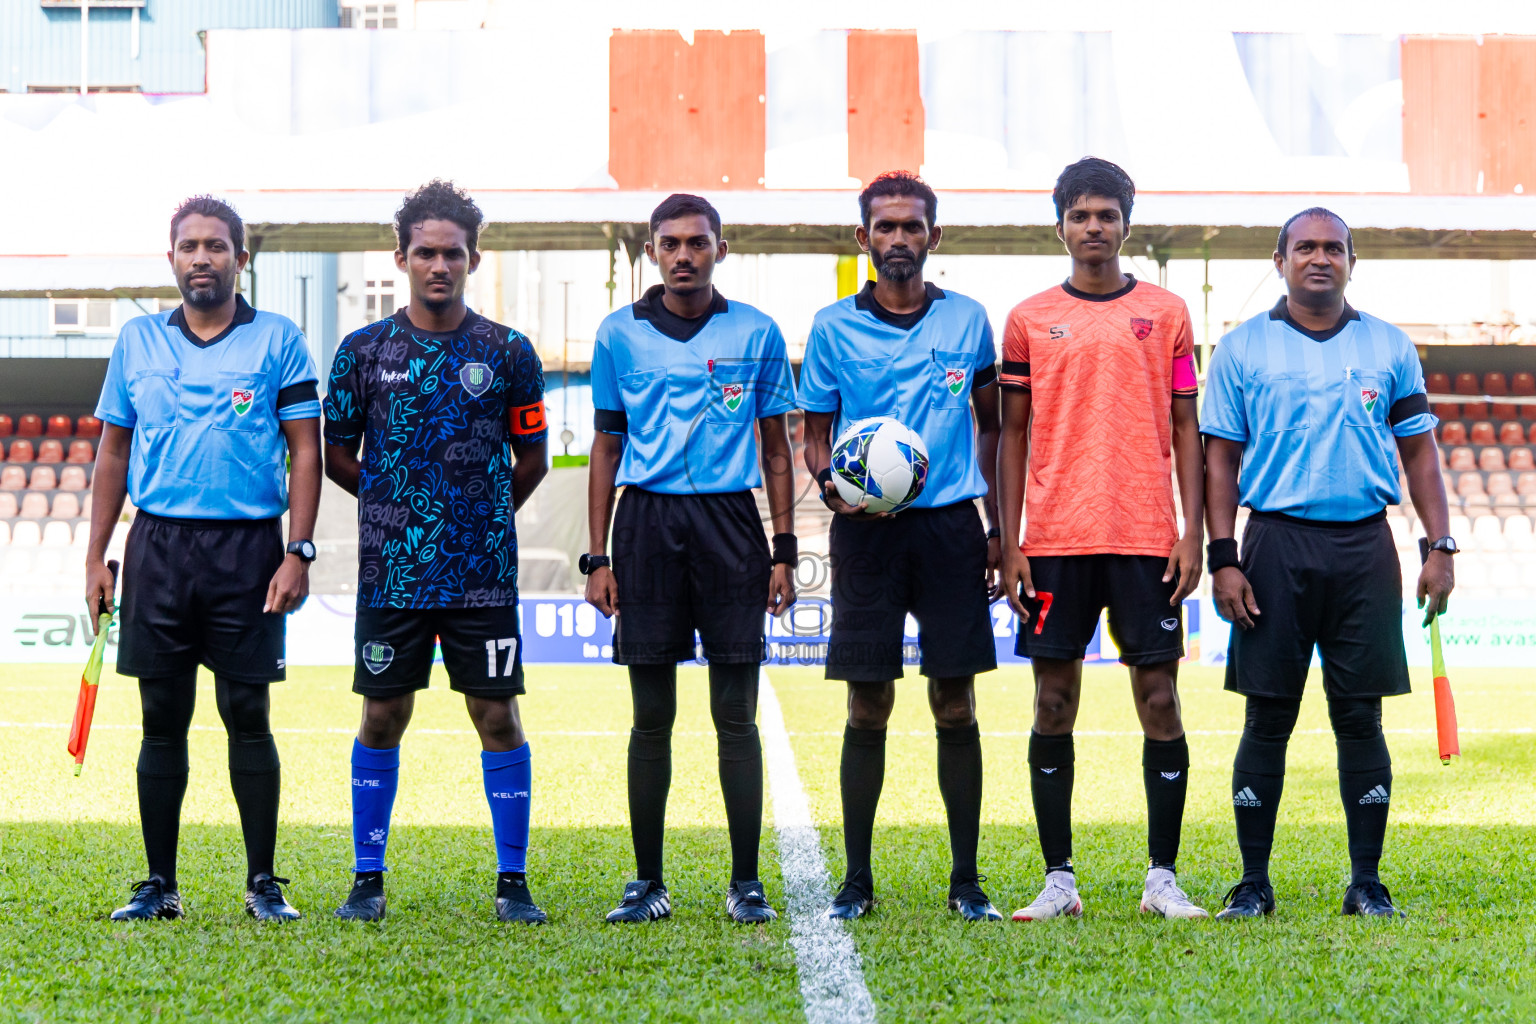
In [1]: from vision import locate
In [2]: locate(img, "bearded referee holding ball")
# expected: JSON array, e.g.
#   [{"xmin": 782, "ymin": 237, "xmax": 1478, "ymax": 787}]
[
  {"xmin": 800, "ymin": 172, "xmax": 1005, "ymax": 923},
  {"xmin": 324, "ymin": 181, "xmax": 550, "ymax": 924},
  {"xmin": 585, "ymin": 194, "xmax": 798, "ymax": 925},
  {"xmin": 88, "ymin": 196, "xmax": 321, "ymax": 922},
  {"xmin": 1202, "ymin": 208, "xmax": 1454, "ymax": 920}
]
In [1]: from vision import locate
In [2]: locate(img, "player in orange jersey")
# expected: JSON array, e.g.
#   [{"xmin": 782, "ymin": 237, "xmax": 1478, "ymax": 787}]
[{"xmin": 997, "ymin": 157, "xmax": 1207, "ymax": 921}]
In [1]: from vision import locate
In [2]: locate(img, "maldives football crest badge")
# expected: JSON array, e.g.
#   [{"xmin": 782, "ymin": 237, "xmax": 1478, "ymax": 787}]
[
  {"xmin": 1361, "ymin": 387, "xmax": 1380, "ymax": 414},
  {"xmin": 1130, "ymin": 317, "xmax": 1154, "ymax": 340},
  {"xmin": 460, "ymin": 362, "xmax": 492, "ymax": 397},
  {"xmin": 945, "ymin": 368, "xmax": 966, "ymax": 395},
  {"xmin": 722, "ymin": 382, "xmax": 744, "ymax": 413},
  {"xmin": 230, "ymin": 388, "xmax": 254, "ymax": 416}
]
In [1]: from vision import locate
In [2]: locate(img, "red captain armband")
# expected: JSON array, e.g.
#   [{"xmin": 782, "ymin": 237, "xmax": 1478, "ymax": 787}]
[{"xmin": 509, "ymin": 400, "xmax": 547, "ymax": 437}]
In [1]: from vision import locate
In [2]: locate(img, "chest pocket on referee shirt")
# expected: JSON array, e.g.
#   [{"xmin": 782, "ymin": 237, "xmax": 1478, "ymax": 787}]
[
  {"xmin": 840, "ymin": 357, "xmax": 897, "ymax": 419},
  {"xmin": 930, "ymin": 350, "xmax": 971, "ymax": 410},
  {"xmin": 705, "ymin": 363, "xmax": 754, "ymax": 423},
  {"xmin": 214, "ymin": 373, "xmax": 265, "ymax": 432},
  {"xmin": 129, "ymin": 369, "xmax": 179, "ymax": 428},
  {"xmin": 1253, "ymin": 371, "xmax": 1311, "ymax": 435},
  {"xmin": 620, "ymin": 367, "xmax": 670, "ymax": 436},
  {"xmin": 1343, "ymin": 371, "xmax": 1389, "ymax": 428}
]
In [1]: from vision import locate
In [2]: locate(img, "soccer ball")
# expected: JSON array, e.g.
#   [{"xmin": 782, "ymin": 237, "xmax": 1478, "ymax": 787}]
[{"xmin": 829, "ymin": 416, "xmax": 929, "ymax": 515}]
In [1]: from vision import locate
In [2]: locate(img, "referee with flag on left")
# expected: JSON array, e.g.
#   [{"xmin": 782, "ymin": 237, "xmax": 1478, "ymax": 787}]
[{"xmin": 86, "ymin": 196, "xmax": 321, "ymax": 923}]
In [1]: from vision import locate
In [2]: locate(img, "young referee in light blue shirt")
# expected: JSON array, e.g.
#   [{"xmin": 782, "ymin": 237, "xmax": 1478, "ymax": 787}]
[
  {"xmin": 799, "ymin": 172, "xmax": 1005, "ymax": 923},
  {"xmin": 585, "ymin": 194, "xmax": 799, "ymax": 925},
  {"xmin": 1201, "ymin": 207, "xmax": 1455, "ymax": 921},
  {"xmin": 86, "ymin": 196, "xmax": 322, "ymax": 923}
]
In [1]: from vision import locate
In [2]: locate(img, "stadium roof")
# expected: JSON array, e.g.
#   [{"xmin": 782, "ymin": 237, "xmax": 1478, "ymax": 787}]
[{"xmin": 232, "ymin": 190, "xmax": 1536, "ymax": 261}]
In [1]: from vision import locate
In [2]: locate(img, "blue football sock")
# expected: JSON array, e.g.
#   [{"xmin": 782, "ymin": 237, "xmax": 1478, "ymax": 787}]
[
  {"xmin": 351, "ymin": 739, "xmax": 400, "ymax": 873},
  {"xmin": 482, "ymin": 744, "xmax": 532, "ymax": 873}
]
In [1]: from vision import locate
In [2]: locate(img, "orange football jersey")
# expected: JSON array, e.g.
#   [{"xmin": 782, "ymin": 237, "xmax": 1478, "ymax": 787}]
[{"xmin": 1000, "ymin": 277, "xmax": 1196, "ymax": 557}]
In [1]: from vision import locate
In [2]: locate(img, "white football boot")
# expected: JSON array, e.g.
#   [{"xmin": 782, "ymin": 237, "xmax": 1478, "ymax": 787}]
[
  {"xmin": 1011, "ymin": 870, "xmax": 1083, "ymax": 921},
  {"xmin": 1139, "ymin": 867, "xmax": 1210, "ymax": 919}
]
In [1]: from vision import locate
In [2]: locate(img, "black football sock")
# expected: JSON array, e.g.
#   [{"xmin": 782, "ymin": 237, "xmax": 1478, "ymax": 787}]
[
  {"xmin": 839, "ymin": 724, "xmax": 886, "ymax": 886},
  {"xmin": 216, "ymin": 677, "xmax": 281, "ymax": 887},
  {"xmin": 936, "ymin": 721, "xmax": 983, "ymax": 885},
  {"xmin": 136, "ymin": 672, "xmax": 197, "ymax": 888},
  {"xmin": 1232, "ymin": 696, "xmax": 1300, "ymax": 884},
  {"xmin": 1028, "ymin": 730, "xmax": 1075, "ymax": 873},
  {"xmin": 627, "ymin": 663, "xmax": 677, "ymax": 885},
  {"xmin": 1330, "ymin": 697, "xmax": 1392, "ymax": 885},
  {"xmin": 709, "ymin": 662, "xmax": 763, "ymax": 883},
  {"xmin": 1143, "ymin": 734, "xmax": 1190, "ymax": 870}
]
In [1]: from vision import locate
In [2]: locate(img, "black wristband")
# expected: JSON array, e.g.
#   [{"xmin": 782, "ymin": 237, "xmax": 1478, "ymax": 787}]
[
  {"xmin": 1207, "ymin": 538, "xmax": 1240, "ymax": 574},
  {"xmin": 771, "ymin": 533, "xmax": 798, "ymax": 566},
  {"xmin": 985, "ymin": 526, "xmax": 1001, "ymax": 540},
  {"xmin": 816, "ymin": 467, "xmax": 832, "ymax": 488}
]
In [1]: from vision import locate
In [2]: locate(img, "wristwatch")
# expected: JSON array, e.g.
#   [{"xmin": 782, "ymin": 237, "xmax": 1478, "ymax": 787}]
[
  {"xmin": 1427, "ymin": 536, "xmax": 1459, "ymax": 556},
  {"xmin": 287, "ymin": 539, "xmax": 317, "ymax": 563},
  {"xmin": 579, "ymin": 553, "xmax": 611, "ymax": 575}
]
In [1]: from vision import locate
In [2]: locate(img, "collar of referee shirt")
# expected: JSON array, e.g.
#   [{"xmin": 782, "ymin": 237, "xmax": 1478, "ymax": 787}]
[
  {"xmin": 855, "ymin": 280, "xmax": 945, "ymax": 331},
  {"xmin": 632, "ymin": 283, "xmax": 728, "ymax": 342},
  {"xmin": 1269, "ymin": 295, "xmax": 1360, "ymax": 343},
  {"xmin": 168, "ymin": 294, "xmax": 257, "ymax": 349}
]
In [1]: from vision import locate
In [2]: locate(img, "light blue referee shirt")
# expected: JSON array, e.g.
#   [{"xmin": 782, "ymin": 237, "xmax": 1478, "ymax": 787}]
[
  {"xmin": 592, "ymin": 285, "xmax": 796, "ymax": 494},
  {"xmin": 95, "ymin": 296, "xmax": 320, "ymax": 519},
  {"xmin": 799, "ymin": 282, "xmax": 998, "ymax": 509},
  {"xmin": 1200, "ymin": 297, "xmax": 1436, "ymax": 521}
]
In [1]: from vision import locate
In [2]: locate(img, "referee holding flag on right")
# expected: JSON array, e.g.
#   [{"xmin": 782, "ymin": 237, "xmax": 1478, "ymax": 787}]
[{"xmin": 1201, "ymin": 207, "xmax": 1455, "ymax": 920}]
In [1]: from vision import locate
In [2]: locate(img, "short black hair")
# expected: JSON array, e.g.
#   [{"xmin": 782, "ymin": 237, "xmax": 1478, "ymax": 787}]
[
  {"xmin": 858, "ymin": 171, "xmax": 937, "ymax": 228},
  {"xmin": 395, "ymin": 179, "xmax": 483, "ymax": 253},
  {"xmin": 170, "ymin": 195, "xmax": 244, "ymax": 252},
  {"xmin": 1052, "ymin": 157, "xmax": 1135, "ymax": 225},
  {"xmin": 1277, "ymin": 207, "xmax": 1354, "ymax": 257},
  {"xmin": 649, "ymin": 194, "xmax": 721, "ymax": 239}
]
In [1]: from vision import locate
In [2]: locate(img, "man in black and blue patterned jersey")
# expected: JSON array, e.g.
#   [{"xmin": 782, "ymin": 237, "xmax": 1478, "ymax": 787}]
[{"xmin": 323, "ymin": 181, "xmax": 550, "ymax": 924}]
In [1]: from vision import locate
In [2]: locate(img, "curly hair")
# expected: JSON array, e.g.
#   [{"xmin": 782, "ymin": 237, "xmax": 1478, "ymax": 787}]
[
  {"xmin": 170, "ymin": 195, "xmax": 244, "ymax": 252},
  {"xmin": 395, "ymin": 179, "xmax": 484, "ymax": 253},
  {"xmin": 1052, "ymin": 157, "xmax": 1135, "ymax": 226},
  {"xmin": 858, "ymin": 170, "xmax": 937, "ymax": 228}
]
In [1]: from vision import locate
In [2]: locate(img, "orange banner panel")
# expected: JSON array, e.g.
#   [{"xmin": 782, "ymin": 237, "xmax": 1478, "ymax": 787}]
[
  {"xmin": 609, "ymin": 30, "xmax": 766, "ymax": 192},
  {"xmin": 847, "ymin": 30, "xmax": 924, "ymax": 188},
  {"xmin": 1477, "ymin": 36, "xmax": 1536, "ymax": 195},
  {"xmin": 1403, "ymin": 35, "xmax": 1536, "ymax": 195}
]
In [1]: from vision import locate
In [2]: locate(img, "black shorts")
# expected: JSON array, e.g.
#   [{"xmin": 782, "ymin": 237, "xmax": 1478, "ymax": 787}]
[
  {"xmin": 1015, "ymin": 554, "xmax": 1184, "ymax": 666},
  {"xmin": 1225, "ymin": 510, "xmax": 1410, "ymax": 700},
  {"xmin": 611, "ymin": 488, "xmax": 770, "ymax": 665},
  {"xmin": 353, "ymin": 604, "xmax": 524, "ymax": 698},
  {"xmin": 827, "ymin": 501, "xmax": 997, "ymax": 682},
  {"xmin": 117, "ymin": 512, "xmax": 286, "ymax": 683}
]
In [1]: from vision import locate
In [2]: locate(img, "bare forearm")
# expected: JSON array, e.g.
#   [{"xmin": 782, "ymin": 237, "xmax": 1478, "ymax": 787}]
[
  {"xmin": 1400, "ymin": 433, "xmax": 1450, "ymax": 540},
  {"xmin": 1172, "ymin": 405, "xmax": 1205, "ymax": 538},
  {"xmin": 759, "ymin": 416, "xmax": 796, "ymax": 537},
  {"xmin": 803, "ymin": 411, "xmax": 834, "ymax": 479},
  {"xmin": 587, "ymin": 433, "xmax": 622, "ymax": 554},
  {"xmin": 283, "ymin": 421, "xmax": 322, "ymax": 543},
  {"xmin": 323, "ymin": 442, "xmax": 361, "ymax": 497},
  {"xmin": 1204, "ymin": 437, "xmax": 1243, "ymax": 540},
  {"xmin": 511, "ymin": 444, "xmax": 549, "ymax": 512},
  {"xmin": 86, "ymin": 441, "xmax": 130, "ymax": 563},
  {"xmin": 997, "ymin": 391, "xmax": 1030, "ymax": 548},
  {"xmin": 976, "ymin": 425, "xmax": 1001, "ymax": 531}
]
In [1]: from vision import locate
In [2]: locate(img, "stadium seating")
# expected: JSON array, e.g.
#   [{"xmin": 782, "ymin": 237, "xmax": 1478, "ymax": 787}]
[
  {"xmin": 58, "ymin": 465, "xmax": 86, "ymax": 491},
  {"xmin": 45, "ymin": 415, "xmax": 71, "ymax": 438},
  {"xmin": 28, "ymin": 466, "xmax": 56, "ymax": 490},
  {"xmin": 0, "ymin": 466, "xmax": 23, "ymax": 490},
  {"xmin": 1427, "ymin": 372, "xmax": 1451, "ymax": 394},
  {"xmin": 18, "ymin": 493, "xmax": 47, "ymax": 518},
  {"xmin": 6, "ymin": 439, "xmax": 33, "ymax": 463},
  {"xmin": 1500, "ymin": 422, "xmax": 1526, "ymax": 445},
  {"xmin": 40, "ymin": 521, "xmax": 72, "ymax": 547},
  {"xmin": 1488, "ymin": 472, "xmax": 1514, "ymax": 497},
  {"xmin": 1485, "ymin": 372, "xmax": 1509, "ymax": 396},
  {"xmin": 1455, "ymin": 473, "xmax": 1484, "ymax": 497},
  {"xmin": 15, "ymin": 414, "xmax": 42, "ymax": 437},
  {"xmin": 0, "ymin": 493, "xmax": 16, "ymax": 517},
  {"xmin": 0, "ymin": 415, "xmax": 10, "ymax": 437},
  {"xmin": 1441, "ymin": 421, "xmax": 1468, "ymax": 445},
  {"xmin": 10, "ymin": 521, "xmax": 40, "ymax": 545},
  {"xmin": 1455, "ymin": 372, "xmax": 1480, "ymax": 394},
  {"xmin": 1480, "ymin": 447, "xmax": 1508, "ymax": 472},
  {"xmin": 66, "ymin": 440, "xmax": 93, "ymax": 463},
  {"xmin": 50, "ymin": 492, "xmax": 80, "ymax": 519},
  {"xmin": 1514, "ymin": 448, "xmax": 1536, "ymax": 471},
  {"xmin": 35, "ymin": 439, "xmax": 64, "ymax": 464},
  {"xmin": 1448, "ymin": 447, "xmax": 1476, "ymax": 471},
  {"xmin": 75, "ymin": 415, "xmax": 102, "ymax": 438},
  {"xmin": 1433, "ymin": 402, "xmax": 1461, "ymax": 422}
]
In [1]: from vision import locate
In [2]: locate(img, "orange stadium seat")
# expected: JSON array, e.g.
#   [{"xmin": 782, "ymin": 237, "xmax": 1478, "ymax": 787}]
[
  {"xmin": 1511, "ymin": 448, "xmax": 1535, "ymax": 471},
  {"xmin": 6, "ymin": 439, "xmax": 33, "ymax": 463},
  {"xmin": 57, "ymin": 465, "xmax": 87, "ymax": 492},
  {"xmin": 16, "ymin": 414, "xmax": 42, "ymax": 437},
  {"xmin": 45, "ymin": 415, "xmax": 71, "ymax": 438},
  {"xmin": 1518, "ymin": 472, "xmax": 1536, "ymax": 496},
  {"xmin": 75, "ymin": 415, "xmax": 102, "ymax": 438},
  {"xmin": 1500, "ymin": 421, "xmax": 1526, "ymax": 445},
  {"xmin": 1433, "ymin": 403, "xmax": 1462, "ymax": 422},
  {"xmin": 1488, "ymin": 472, "xmax": 1515, "ymax": 496},
  {"xmin": 0, "ymin": 415, "xmax": 11, "ymax": 437},
  {"xmin": 1448, "ymin": 447, "xmax": 1477, "ymax": 471},
  {"xmin": 1455, "ymin": 372, "xmax": 1481, "ymax": 395},
  {"xmin": 1464, "ymin": 493, "xmax": 1492, "ymax": 515},
  {"xmin": 1514, "ymin": 373, "xmax": 1536, "ymax": 396},
  {"xmin": 1485, "ymin": 372, "xmax": 1509, "ymax": 396},
  {"xmin": 50, "ymin": 492, "xmax": 80, "ymax": 519},
  {"xmin": 1493, "ymin": 400, "xmax": 1520, "ymax": 421},
  {"xmin": 0, "ymin": 466, "xmax": 24, "ymax": 491},
  {"xmin": 0, "ymin": 493, "xmax": 16, "ymax": 517},
  {"xmin": 34, "ymin": 439, "xmax": 64, "ymax": 464},
  {"xmin": 1530, "ymin": 424, "xmax": 1536, "ymax": 443},
  {"xmin": 1455, "ymin": 473, "xmax": 1485, "ymax": 497},
  {"xmin": 1494, "ymin": 493, "xmax": 1523, "ymax": 517},
  {"xmin": 1426, "ymin": 372, "xmax": 1452, "ymax": 395},
  {"xmin": 1462, "ymin": 400, "xmax": 1490, "ymax": 420},
  {"xmin": 1470, "ymin": 422, "xmax": 1497, "ymax": 446},
  {"xmin": 1441, "ymin": 422, "xmax": 1468, "ymax": 446},
  {"xmin": 18, "ymin": 493, "xmax": 48, "ymax": 518},
  {"xmin": 1480, "ymin": 448, "xmax": 1507, "ymax": 472},
  {"xmin": 28, "ymin": 466, "xmax": 57, "ymax": 490},
  {"xmin": 65, "ymin": 440, "xmax": 93, "ymax": 464}
]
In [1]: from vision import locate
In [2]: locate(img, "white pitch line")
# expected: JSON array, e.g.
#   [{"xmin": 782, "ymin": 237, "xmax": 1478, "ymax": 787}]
[{"xmin": 758, "ymin": 671, "xmax": 877, "ymax": 1024}]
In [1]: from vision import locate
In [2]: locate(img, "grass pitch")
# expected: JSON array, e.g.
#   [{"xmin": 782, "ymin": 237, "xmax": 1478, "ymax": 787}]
[{"xmin": 1, "ymin": 660, "xmax": 1533, "ymax": 1022}]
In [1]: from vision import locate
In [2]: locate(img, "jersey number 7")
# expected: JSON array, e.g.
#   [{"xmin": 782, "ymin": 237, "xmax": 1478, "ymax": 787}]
[{"xmin": 485, "ymin": 637, "xmax": 519, "ymax": 677}]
